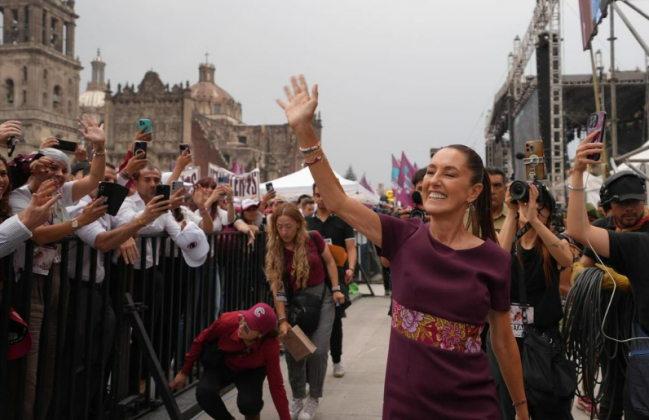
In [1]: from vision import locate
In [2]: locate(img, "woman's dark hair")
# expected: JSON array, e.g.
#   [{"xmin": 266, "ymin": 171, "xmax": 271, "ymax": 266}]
[
  {"xmin": 0, "ymin": 155, "xmax": 13, "ymax": 220},
  {"xmin": 443, "ymin": 145, "xmax": 497, "ymax": 244},
  {"xmin": 411, "ymin": 168, "xmax": 427, "ymax": 188},
  {"xmin": 195, "ymin": 176, "xmax": 218, "ymax": 217}
]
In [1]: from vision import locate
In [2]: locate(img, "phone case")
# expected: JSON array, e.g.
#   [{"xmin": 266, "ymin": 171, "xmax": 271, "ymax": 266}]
[
  {"xmin": 171, "ymin": 181, "xmax": 184, "ymax": 195},
  {"xmin": 586, "ymin": 111, "xmax": 607, "ymax": 161},
  {"xmin": 138, "ymin": 119, "xmax": 152, "ymax": 134},
  {"xmin": 524, "ymin": 140, "xmax": 546, "ymax": 180},
  {"xmin": 133, "ymin": 141, "xmax": 147, "ymax": 156},
  {"xmin": 97, "ymin": 182, "xmax": 129, "ymax": 216},
  {"xmin": 155, "ymin": 185, "xmax": 170, "ymax": 201}
]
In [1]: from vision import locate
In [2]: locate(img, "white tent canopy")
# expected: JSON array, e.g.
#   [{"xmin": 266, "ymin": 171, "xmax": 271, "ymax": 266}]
[
  {"xmin": 617, "ymin": 139, "xmax": 649, "ymax": 176},
  {"xmin": 261, "ymin": 168, "xmax": 380, "ymax": 205}
]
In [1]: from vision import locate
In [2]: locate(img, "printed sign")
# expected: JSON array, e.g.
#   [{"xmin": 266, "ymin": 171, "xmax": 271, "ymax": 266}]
[
  {"xmin": 510, "ymin": 304, "xmax": 535, "ymax": 338},
  {"xmin": 180, "ymin": 167, "xmax": 200, "ymax": 186},
  {"xmin": 208, "ymin": 163, "xmax": 260, "ymax": 200}
]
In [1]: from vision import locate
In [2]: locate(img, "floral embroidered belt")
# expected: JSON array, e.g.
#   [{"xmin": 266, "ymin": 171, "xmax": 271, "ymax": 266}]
[{"xmin": 391, "ymin": 299, "xmax": 483, "ymax": 354}]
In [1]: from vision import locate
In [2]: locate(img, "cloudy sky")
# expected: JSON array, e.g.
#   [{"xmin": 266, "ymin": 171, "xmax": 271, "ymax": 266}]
[{"xmin": 75, "ymin": 0, "xmax": 649, "ymax": 188}]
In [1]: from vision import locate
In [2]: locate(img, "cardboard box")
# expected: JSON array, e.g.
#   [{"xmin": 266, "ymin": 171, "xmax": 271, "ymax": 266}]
[{"xmin": 282, "ymin": 326, "xmax": 317, "ymax": 362}]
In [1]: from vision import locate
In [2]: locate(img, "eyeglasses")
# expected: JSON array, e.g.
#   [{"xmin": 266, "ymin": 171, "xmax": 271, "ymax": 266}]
[{"xmin": 239, "ymin": 318, "xmax": 250, "ymax": 335}]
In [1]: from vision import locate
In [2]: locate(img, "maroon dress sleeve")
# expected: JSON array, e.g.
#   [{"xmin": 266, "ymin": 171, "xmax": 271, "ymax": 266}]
[
  {"xmin": 487, "ymin": 243, "xmax": 512, "ymax": 312},
  {"xmin": 377, "ymin": 214, "xmax": 420, "ymax": 260}
]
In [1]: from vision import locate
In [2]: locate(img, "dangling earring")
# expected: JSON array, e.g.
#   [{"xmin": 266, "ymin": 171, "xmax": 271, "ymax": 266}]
[{"xmin": 469, "ymin": 202, "xmax": 475, "ymax": 212}]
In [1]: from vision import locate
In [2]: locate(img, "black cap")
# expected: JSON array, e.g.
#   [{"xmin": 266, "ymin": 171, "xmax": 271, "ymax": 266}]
[
  {"xmin": 602, "ymin": 172, "xmax": 646, "ymax": 203},
  {"xmin": 71, "ymin": 161, "xmax": 89, "ymax": 176}
]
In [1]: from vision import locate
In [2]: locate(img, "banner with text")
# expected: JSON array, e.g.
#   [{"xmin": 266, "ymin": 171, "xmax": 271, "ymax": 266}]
[
  {"xmin": 180, "ymin": 166, "xmax": 201, "ymax": 187},
  {"xmin": 208, "ymin": 163, "xmax": 260, "ymax": 200}
]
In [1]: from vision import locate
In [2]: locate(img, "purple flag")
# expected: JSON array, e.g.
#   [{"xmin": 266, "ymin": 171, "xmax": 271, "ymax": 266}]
[
  {"xmin": 171, "ymin": 159, "xmax": 177, "ymax": 171},
  {"xmin": 359, "ymin": 173, "xmax": 376, "ymax": 194},
  {"xmin": 232, "ymin": 162, "xmax": 240, "ymax": 174},
  {"xmin": 397, "ymin": 152, "xmax": 416, "ymax": 207}
]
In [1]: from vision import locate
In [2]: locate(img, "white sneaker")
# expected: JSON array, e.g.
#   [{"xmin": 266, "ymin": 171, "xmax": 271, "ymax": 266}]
[
  {"xmin": 290, "ymin": 398, "xmax": 304, "ymax": 420},
  {"xmin": 298, "ymin": 397, "xmax": 319, "ymax": 420},
  {"xmin": 333, "ymin": 362, "xmax": 346, "ymax": 378}
]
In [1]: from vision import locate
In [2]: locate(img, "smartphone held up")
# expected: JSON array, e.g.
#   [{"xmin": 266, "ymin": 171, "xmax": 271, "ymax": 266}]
[{"xmin": 586, "ymin": 111, "xmax": 606, "ymax": 162}]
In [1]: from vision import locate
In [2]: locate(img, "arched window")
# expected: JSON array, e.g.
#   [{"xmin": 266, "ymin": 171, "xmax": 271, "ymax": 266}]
[
  {"xmin": 22, "ymin": 90, "xmax": 27, "ymax": 105},
  {"xmin": 5, "ymin": 79, "xmax": 15, "ymax": 104},
  {"xmin": 23, "ymin": 66, "xmax": 28, "ymax": 82},
  {"xmin": 67, "ymin": 100, "xmax": 72, "ymax": 115},
  {"xmin": 53, "ymin": 85, "xmax": 61, "ymax": 109}
]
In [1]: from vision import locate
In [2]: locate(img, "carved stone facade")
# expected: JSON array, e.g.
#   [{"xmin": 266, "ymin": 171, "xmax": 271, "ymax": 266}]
[
  {"xmin": 98, "ymin": 60, "xmax": 322, "ymax": 181},
  {"xmin": 0, "ymin": 0, "xmax": 82, "ymax": 152}
]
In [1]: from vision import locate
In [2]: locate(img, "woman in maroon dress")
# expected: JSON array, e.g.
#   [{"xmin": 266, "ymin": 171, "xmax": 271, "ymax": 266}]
[{"xmin": 276, "ymin": 75, "xmax": 530, "ymax": 420}]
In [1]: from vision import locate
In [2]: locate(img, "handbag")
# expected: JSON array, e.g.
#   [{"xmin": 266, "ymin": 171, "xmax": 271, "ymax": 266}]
[
  {"xmin": 627, "ymin": 324, "xmax": 649, "ymax": 415},
  {"xmin": 512, "ymin": 236, "xmax": 577, "ymax": 406},
  {"xmin": 283, "ymin": 232, "xmax": 328, "ymax": 334}
]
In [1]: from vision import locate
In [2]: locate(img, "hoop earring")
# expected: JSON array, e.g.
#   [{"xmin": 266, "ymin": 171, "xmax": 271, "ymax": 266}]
[{"xmin": 469, "ymin": 202, "xmax": 475, "ymax": 212}]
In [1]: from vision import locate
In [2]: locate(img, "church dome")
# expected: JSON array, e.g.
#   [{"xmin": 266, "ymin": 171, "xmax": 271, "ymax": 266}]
[
  {"xmin": 79, "ymin": 89, "xmax": 105, "ymax": 108},
  {"xmin": 190, "ymin": 81, "xmax": 234, "ymax": 102}
]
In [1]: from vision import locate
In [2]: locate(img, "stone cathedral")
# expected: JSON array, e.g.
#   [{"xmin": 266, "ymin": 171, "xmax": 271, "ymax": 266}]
[{"xmin": 1, "ymin": 0, "xmax": 321, "ymax": 181}]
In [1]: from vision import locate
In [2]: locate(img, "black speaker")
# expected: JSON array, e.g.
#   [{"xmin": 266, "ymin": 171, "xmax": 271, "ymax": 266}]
[{"xmin": 536, "ymin": 33, "xmax": 552, "ymax": 169}]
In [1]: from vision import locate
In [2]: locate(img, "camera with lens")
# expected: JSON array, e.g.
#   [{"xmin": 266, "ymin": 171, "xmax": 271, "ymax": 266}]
[
  {"xmin": 511, "ymin": 140, "xmax": 548, "ymax": 204},
  {"xmin": 409, "ymin": 190, "xmax": 429, "ymax": 221}
]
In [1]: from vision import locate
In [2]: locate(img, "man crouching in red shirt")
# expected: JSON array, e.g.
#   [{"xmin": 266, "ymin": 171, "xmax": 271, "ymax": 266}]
[{"xmin": 170, "ymin": 303, "xmax": 290, "ymax": 420}]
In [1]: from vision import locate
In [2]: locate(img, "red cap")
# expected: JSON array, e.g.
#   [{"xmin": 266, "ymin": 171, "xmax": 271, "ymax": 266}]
[
  {"xmin": 241, "ymin": 303, "xmax": 277, "ymax": 335},
  {"xmin": 8, "ymin": 307, "xmax": 32, "ymax": 360}
]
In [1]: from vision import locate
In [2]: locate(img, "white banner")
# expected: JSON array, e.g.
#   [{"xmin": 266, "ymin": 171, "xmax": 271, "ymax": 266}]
[
  {"xmin": 179, "ymin": 166, "xmax": 200, "ymax": 186},
  {"xmin": 208, "ymin": 163, "xmax": 260, "ymax": 200}
]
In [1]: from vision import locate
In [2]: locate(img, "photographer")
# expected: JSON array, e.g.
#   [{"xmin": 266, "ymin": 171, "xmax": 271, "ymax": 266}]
[
  {"xmin": 567, "ymin": 134, "xmax": 649, "ymax": 420},
  {"xmin": 490, "ymin": 182, "xmax": 576, "ymax": 419}
]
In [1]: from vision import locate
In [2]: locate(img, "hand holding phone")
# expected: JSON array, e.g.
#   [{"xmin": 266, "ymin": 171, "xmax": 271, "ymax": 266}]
[
  {"xmin": 217, "ymin": 176, "xmax": 229, "ymax": 186},
  {"xmin": 138, "ymin": 119, "xmax": 152, "ymax": 134},
  {"xmin": 265, "ymin": 183, "xmax": 274, "ymax": 193},
  {"xmin": 586, "ymin": 111, "xmax": 607, "ymax": 161},
  {"xmin": 179, "ymin": 144, "xmax": 190, "ymax": 155}
]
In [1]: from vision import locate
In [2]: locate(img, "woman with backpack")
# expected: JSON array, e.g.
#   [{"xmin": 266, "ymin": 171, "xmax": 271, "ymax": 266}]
[{"xmin": 266, "ymin": 203, "xmax": 345, "ymax": 420}]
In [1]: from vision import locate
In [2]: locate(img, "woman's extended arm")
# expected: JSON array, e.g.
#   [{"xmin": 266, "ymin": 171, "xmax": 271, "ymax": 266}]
[
  {"xmin": 565, "ymin": 134, "xmax": 610, "ymax": 258},
  {"xmin": 271, "ymin": 281, "xmax": 291, "ymax": 338},
  {"xmin": 488, "ymin": 310, "xmax": 530, "ymax": 420},
  {"xmin": 497, "ymin": 184, "xmax": 518, "ymax": 254},
  {"xmin": 278, "ymin": 76, "xmax": 382, "ymax": 247}
]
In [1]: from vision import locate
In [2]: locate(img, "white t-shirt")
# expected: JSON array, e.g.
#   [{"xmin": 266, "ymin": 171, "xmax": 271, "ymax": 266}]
[
  {"xmin": 10, "ymin": 181, "xmax": 78, "ymax": 274},
  {"xmin": 179, "ymin": 206, "xmax": 230, "ymax": 233},
  {"xmin": 116, "ymin": 192, "xmax": 182, "ymax": 269}
]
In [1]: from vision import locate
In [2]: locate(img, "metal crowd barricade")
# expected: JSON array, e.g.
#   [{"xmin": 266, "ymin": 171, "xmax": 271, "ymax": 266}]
[{"xmin": 0, "ymin": 231, "xmax": 270, "ymax": 420}]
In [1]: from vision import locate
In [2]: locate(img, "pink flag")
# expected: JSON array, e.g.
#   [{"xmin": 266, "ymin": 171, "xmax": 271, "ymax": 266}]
[
  {"xmin": 359, "ymin": 173, "xmax": 376, "ymax": 194},
  {"xmin": 391, "ymin": 155, "xmax": 401, "ymax": 191},
  {"xmin": 232, "ymin": 162, "xmax": 240, "ymax": 174}
]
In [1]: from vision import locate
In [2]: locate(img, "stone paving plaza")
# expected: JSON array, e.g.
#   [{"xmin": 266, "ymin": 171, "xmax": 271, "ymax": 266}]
[{"xmin": 198, "ymin": 289, "xmax": 591, "ymax": 420}]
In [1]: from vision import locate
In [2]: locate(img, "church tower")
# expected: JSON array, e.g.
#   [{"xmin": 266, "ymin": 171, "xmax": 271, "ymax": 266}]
[{"xmin": 0, "ymin": 0, "xmax": 82, "ymax": 151}]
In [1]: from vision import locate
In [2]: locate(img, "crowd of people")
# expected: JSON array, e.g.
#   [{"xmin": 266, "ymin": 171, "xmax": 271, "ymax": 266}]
[{"xmin": 2, "ymin": 74, "xmax": 649, "ymax": 420}]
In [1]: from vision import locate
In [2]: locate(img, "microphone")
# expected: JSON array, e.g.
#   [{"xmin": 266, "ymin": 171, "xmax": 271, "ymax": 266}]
[{"xmin": 515, "ymin": 152, "xmax": 526, "ymax": 160}]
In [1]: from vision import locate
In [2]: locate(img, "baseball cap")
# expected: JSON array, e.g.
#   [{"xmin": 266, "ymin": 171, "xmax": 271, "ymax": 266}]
[
  {"xmin": 603, "ymin": 172, "xmax": 647, "ymax": 203},
  {"xmin": 7, "ymin": 306, "xmax": 32, "ymax": 360},
  {"xmin": 175, "ymin": 222, "xmax": 209, "ymax": 267},
  {"xmin": 242, "ymin": 199, "xmax": 259, "ymax": 211},
  {"xmin": 71, "ymin": 161, "xmax": 90, "ymax": 176},
  {"xmin": 241, "ymin": 303, "xmax": 277, "ymax": 335}
]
